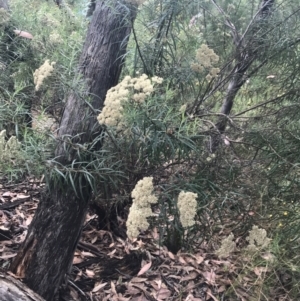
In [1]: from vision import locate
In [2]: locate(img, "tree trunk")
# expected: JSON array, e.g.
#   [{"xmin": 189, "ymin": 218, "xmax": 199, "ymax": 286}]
[
  {"xmin": 86, "ymin": 0, "xmax": 96, "ymax": 18},
  {"xmin": 10, "ymin": 1, "xmax": 137, "ymax": 300},
  {"xmin": 0, "ymin": 272, "xmax": 45, "ymax": 301},
  {"xmin": 210, "ymin": 0, "xmax": 275, "ymax": 152},
  {"xmin": 0, "ymin": 0, "xmax": 9, "ymax": 10}
]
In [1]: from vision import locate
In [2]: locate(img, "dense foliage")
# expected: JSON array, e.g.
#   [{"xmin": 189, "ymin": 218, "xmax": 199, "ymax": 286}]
[{"xmin": 1, "ymin": 0, "xmax": 300, "ymax": 299}]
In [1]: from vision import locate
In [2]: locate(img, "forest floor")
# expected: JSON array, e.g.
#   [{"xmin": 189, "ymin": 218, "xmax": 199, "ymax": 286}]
[{"xmin": 0, "ymin": 178, "xmax": 293, "ymax": 301}]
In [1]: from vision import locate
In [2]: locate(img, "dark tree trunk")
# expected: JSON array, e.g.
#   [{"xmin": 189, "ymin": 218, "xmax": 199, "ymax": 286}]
[
  {"xmin": 10, "ymin": 1, "xmax": 137, "ymax": 300},
  {"xmin": 210, "ymin": 0, "xmax": 275, "ymax": 152},
  {"xmin": 86, "ymin": 0, "xmax": 96, "ymax": 18},
  {"xmin": 0, "ymin": 0, "xmax": 9, "ymax": 10}
]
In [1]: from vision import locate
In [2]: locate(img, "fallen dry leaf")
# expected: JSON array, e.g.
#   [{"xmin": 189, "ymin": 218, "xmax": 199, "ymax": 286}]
[
  {"xmin": 92, "ymin": 282, "xmax": 108, "ymax": 292},
  {"xmin": 137, "ymin": 261, "xmax": 152, "ymax": 276},
  {"xmin": 13, "ymin": 30, "xmax": 33, "ymax": 39},
  {"xmin": 17, "ymin": 194, "xmax": 30, "ymax": 200},
  {"xmin": 131, "ymin": 277, "xmax": 148, "ymax": 283},
  {"xmin": 86, "ymin": 269, "xmax": 95, "ymax": 278},
  {"xmin": 202, "ymin": 270, "xmax": 216, "ymax": 285},
  {"xmin": 154, "ymin": 287, "xmax": 171, "ymax": 300}
]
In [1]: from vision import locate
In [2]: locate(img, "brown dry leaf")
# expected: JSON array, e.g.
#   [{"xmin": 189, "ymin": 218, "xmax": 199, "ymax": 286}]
[
  {"xmin": 136, "ymin": 240, "xmax": 145, "ymax": 248},
  {"xmin": 81, "ymin": 251, "xmax": 96, "ymax": 257},
  {"xmin": 254, "ymin": 266, "xmax": 269, "ymax": 276},
  {"xmin": 182, "ymin": 266, "xmax": 195, "ymax": 273},
  {"xmin": 110, "ymin": 281, "xmax": 117, "ymax": 294},
  {"xmin": 74, "ymin": 270, "xmax": 82, "ymax": 282},
  {"xmin": 0, "ymin": 253, "xmax": 17, "ymax": 259},
  {"xmin": 16, "ymin": 194, "xmax": 30, "ymax": 199},
  {"xmin": 206, "ymin": 289, "xmax": 219, "ymax": 301},
  {"xmin": 92, "ymin": 282, "xmax": 108, "ymax": 292},
  {"xmin": 107, "ymin": 249, "xmax": 117, "ymax": 256},
  {"xmin": 154, "ymin": 279, "xmax": 162, "ymax": 289},
  {"xmin": 85, "ymin": 213, "xmax": 97, "ymax": 224},
  {"xmin": 25, "ymin": 216, "xmax": 32, "ymax": 226},
  {"xmin": 116, "ymin": 296, "xmax": 131, "ymax": 301},
  {"xmin": 131, "ymin": 277, "xmax": 148, "ymax": 283},
  {"xmin": 152, "ymin": 227, "xmax": 159, "ymax": 239},
  {"xmin": 179, "ymin": 256, "xmax": 187, "ymax": 264},
  {"xmin": 185, "ymin": 293, "xmax": 203, "ymax": 301},
  {"xmin": 137, "ymin": 261, "xmax": 152, "ymax": 276},
  {"xmin": 0, "ymin": 225, "xmax": 10, "ymax": 231},
  {"xmin": 180, "ymin": 271, "xmax": 199, "ymax": 282},
  {"xmin": 126, "ymin": 284, "xmax": 141, "ymax": 295},
  {"xmin": 131, "ymin": 296, "xmax": 149, "ymax": 301},
  {"xmin": 73, "ymin": 256, "xmax": 83, "ymax": 264},
  {"xmin": 154, "ymin": 287, "xmax": 171, "ymax": 300},
  {"xmin": 185, "ymin": 281, "xmax": 196, "ymax": 291},
  {"xmin": 168, "ymin": 252, "xmax": 175, "ymax": 260},
  {"xmin": 2, "ymin": 192, "xmax": 12, "ymax": 197},
  {"xmin": 13, "ymin": 29, "xmax": 34, "ymax": 39},
  {"xmin": 218, "ymin": 285, "xmax": 226, "ymax": 293},
  {"xmin": 202, "ymin": 270, "xmax": 216, "ymax": 285},
  {"xmin": 195, "ymin": 254, "xmax": 204, "ymax": 265},
  {"xmin": 86, "ymin": 269, "xmax": 95, "ymax": 278},
  {"xmin": 69, "ymin": 287, "xmax": 79, "ymax": 300},
  {"xmin": 132, "ymin": 283, "xmax": 148, "ymax": 294}
]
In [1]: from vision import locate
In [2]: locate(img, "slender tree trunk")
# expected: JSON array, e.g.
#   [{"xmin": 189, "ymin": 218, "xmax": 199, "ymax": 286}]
[
  {"xmin": 210, "ymin": 0, "xmax": 275, "ymax": 152},
  {"xmin": 10, "ymin": 1, "xmax": 137, "ymax": 300}
]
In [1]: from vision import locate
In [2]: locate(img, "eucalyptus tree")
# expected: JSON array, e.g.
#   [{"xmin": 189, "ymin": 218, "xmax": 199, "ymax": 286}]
[{"xmin": 10, "ymin": 1, "xmax": 138, "ymax": 300}]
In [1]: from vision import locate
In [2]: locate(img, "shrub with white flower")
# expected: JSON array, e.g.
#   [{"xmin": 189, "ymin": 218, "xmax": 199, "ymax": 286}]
[
  {"xmin": 0, "ymin": 130, "xmax": 22, "ymax": 162},
  {"xmin": 216, "ymin": 233, "xmax": 236, "ymax": 258},
  {"xmin": 126, "ymin": 177, "xmax": 158, "ymax": 239},
  {"xmin": 33, "ymin": 59, "xmax": 56, "ymax": 91},
  {"xmin": 177, "ymin": 191, "xmax": 198, "ymax": 228},
  {"xmin": 97, "ymin": 74, "xmax": 163, "ymax": 131},
  {"xmin": 246, "ymin": 225, "xmax": 271, "ymax": 252},
  {"xmin": 191, "ymin": 44, "xmax": 220, "ymax": 81}
]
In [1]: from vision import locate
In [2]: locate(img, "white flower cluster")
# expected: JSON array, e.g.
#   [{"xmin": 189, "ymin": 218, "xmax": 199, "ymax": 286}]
[
  {"xmin": 0, "ymin": 130, "xmax": 21, "ymax": 162},
  {"xmin": 191, "ymin": 44, "xmax": 220, "ymax": 81},
  {"xmin": 97, "ymin": 74, "xmax": 163, "ymax": 131},
  {"xmin": 38, "ymin": 12, "xmax": 60, "ymax": 28},
  {"xmin": 33, "ymin": 59, "xmax": 56, "ymax": 91},
  {"xmin": 177, "ymin": 191, "xmax": 198, "ymax": 228},
  {"xmin": 49, "ymin": 32, "xmax": 63, "ymax": 45},
  {"xmin": 126, "ymin": 177, "xmax": 158, "ymax": 239},
  {"xmin": 215, "ymin": 226, "xmax": 271, "ymax": 258},
  {"xmin": 216, "ymin": 233, "xmax": 236, "ymax": 258},
  {"xmin": 246, "ymin": 225, "xmax": 271, "ymax": 252}
]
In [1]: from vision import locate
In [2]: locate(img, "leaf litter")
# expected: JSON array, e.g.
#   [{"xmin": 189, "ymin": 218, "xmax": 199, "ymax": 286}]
[{"xmin": 0, "ymin": 178, "xmax": 292, "ymax": 301}]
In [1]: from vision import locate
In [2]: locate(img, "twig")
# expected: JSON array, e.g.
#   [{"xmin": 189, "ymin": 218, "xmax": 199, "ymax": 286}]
[{"xmin": 68, "ymin": 279, "xmax": 87, "ymax": 297}]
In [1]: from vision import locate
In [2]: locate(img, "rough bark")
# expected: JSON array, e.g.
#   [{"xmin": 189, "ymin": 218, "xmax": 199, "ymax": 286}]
[
  {"xmin": 0, "ymin": 272, "xmax": 45, "ymax": 301},
  {"xmin": 10, "ymin": 1, "xmax": 137, "ymax": 300},
  {"xmin": 86, "ymin": 0, "xmax": 96, "ymax": 18},
  {"xmin": 210, "ymin": 0, "xmax": 275, "ymax": 152},
  {"xmin": 0, "ymin": 0, "xmax": 9, "ymax": 10}
]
